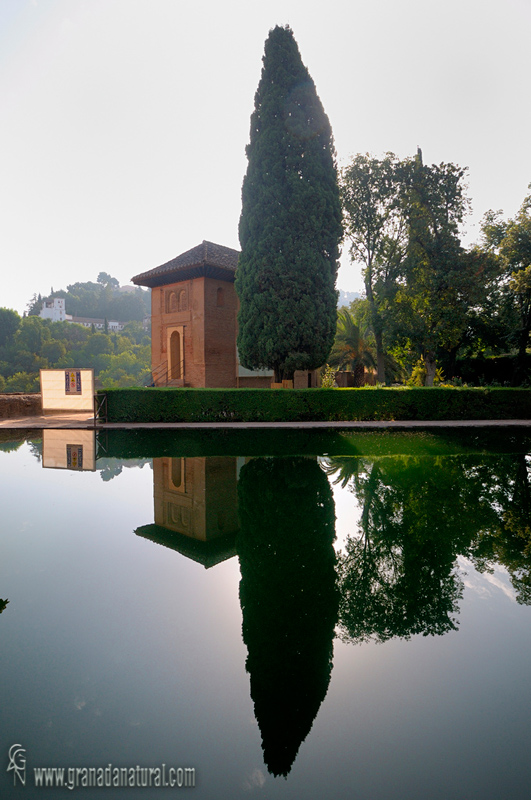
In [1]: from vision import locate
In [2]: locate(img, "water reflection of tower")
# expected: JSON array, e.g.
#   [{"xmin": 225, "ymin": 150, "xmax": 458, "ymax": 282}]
[
  {"xmin": 136, "ymin": 453, "xmax": 339, "ymax": 777},
  {"xmin": 136, "ymin": 457, "xmax": 239, "ymax": 568}
]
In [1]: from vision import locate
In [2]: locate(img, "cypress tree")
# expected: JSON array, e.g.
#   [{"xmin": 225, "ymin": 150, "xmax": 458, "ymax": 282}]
[{"xmin": 236, "ymin": 26, "xmax": 342, "ymax": 383}]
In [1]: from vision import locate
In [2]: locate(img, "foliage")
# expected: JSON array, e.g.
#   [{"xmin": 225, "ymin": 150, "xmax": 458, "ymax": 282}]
[
  {"xmin": 320, "ymin": 364, "xmax": 337, "ymax": 388},
  {"xmin": 3, "ymin": 371, "xmax": 40, "ymax": 392},
  {"xmin": 0, "ymin": 308, "xmax": 21, "ymax": 348},
  {"xmin": 406, "ymin": 358, "xmax": 444, "ymax": 386},
  {"xmin": 236, "ymin": 25, "xmax": 342, "ymax": 382},
  {"xmin": 0, "ymin": 312, "xmax": 150, "ymax": 390},
  {"xmin": 455, "ymin": 352, "xmax": 531, "ymax": 386},
  {"xmin": 328, "ymin": 309, "xmax": 376, "ymax": 386},
  {"xmin": 340, "ymin": 153, "xmax": 407, "ymax": 382},
  {"xmin": 97, "ymin": 272, "xmax": 120, "ymax": 288},
  {"xmin": 98, "ymin": 386, "xmax": 531, "ymax": 424},
  {"xmin": 479, "ymin": 187, "xmax": 531, "ymax": 384},
  {"xmin": 340, "ymin": 150, "xmax": 506, "ymax": 386},
  {"xmin": 393, "ymin": 151, "xmax": 475, "ymax": 384}
]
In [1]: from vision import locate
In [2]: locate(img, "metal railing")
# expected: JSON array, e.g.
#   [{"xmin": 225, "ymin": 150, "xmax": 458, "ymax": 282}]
[
  {"xmin": 93, "ymin": 392, "xmax": 107, "ymax": 425},
  {"xmin": 144, "ymin": 360, "xmax": 185, "ymax": 387}
]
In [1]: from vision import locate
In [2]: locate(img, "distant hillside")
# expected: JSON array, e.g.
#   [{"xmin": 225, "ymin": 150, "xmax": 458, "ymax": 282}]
[
  {"xmin": 338, "ymin": 290, "xmax": 362, "ymax": 307},
  {"xmin": 28, "ymin": 274, "xmax": 150, "ymax": 322}
]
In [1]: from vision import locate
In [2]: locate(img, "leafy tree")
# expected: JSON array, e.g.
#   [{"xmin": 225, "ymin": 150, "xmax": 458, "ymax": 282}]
[
  {"xmin": 97, "ymin": 350, "xmax": 151, "ymax": 387},
  {"xmin": 0, "ymin": 306, "xmax": 150, "ymax": 388},
  {"xmin": 83, "ymin": 332, "xmax": 113, "ymax": 358},
  {"xmin": 328, "ymin": 309, "xmax": 376, "ymax": 386},
  {"xmin": 40, "ymin": 339, "xmax": 67, "ymax": 366},
  {"xmin": 14, "ymin": 316, "xmax": 51, "ymax": 355},
  {"xmin": 340, "ymin": 153, "xmax": 407, "ymax": 382},
  {"xmin": 48, "ymin": 320, "xmax": 90, "ymax": 347},
  {"xmin": 0, "ymin": 308, "xmax": 21, "ymax": 347},
  {"xmin": 236, "ymin": 25, "xmax": 342, "ymax": 382},
  {"xmin": 5, "ymin": 371, "xmax": 40, "ymax": 392},
  {"xmin": 480, "ymin": 187, "xmax": 531, "ymax": 384},
  {"xmin": 97, "ymin": 271, "xmax": 120, "ymax": 288},
  {"xmin": 121, "ymin": 320, "xmax": 150, "ymax": 346},
  {"xmin": 26, "ymin": 293, "xmax": 43, "ymax": 316},
  {"xmin": 396, "ymin": 151, "xmax": 473, "ymax": 384},
  {"xmin": 340, "ymin": 151, "xmax": 494, "ymax": 385}
]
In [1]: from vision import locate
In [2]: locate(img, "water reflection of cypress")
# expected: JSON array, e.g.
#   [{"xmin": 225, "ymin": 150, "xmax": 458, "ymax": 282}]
[
  {"xmin": 0, "ymin": 599, "xmax": 9, "ymax": 614},
  {"xmin": 237, "ymin": 457, "xmax": 338, "ymax": 778}
]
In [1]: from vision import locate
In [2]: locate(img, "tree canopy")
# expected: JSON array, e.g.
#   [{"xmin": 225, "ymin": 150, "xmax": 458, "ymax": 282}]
[
  {"xmin": 0, "ymin": 314, "xmax": 151, "ymax": 391},
  {"xmin": 339, "ymin": 149, "xmax": 512, "ymax": 385},
  {"xmin": 236, "ymin": 25, "xmax": 342, "ymax": 382},
  {"xmin": 479, "ymin": 187, "xmax": 531, "ymax": 384},
  {"xmin": 340, "ymin": 153, "xmax": 407, "ymax": 382}
]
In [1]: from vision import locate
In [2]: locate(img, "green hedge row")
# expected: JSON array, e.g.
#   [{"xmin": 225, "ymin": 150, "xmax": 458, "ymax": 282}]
[{"xmin": 97, "ymin": 386, "xmax": 531, "ymax": 423}]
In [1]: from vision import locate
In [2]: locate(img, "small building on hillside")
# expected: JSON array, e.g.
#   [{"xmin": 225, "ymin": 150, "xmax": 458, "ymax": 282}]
[
  {"xmin": 39, "ymin": 298, "xmax": 126, "ymax": 332},
  {"xmin": 40, "ymin": 298, "xmax": 69, "ymax": 322},
  {"xmin": 67, "ymin": 317, "xmax": 125, "ymax": 332},
  {"xmin": 132, "ymin": 240, "xmax": 319, "ymax": 388}
]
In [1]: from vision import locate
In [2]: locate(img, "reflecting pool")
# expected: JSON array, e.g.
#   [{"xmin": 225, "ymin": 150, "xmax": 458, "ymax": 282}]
[{"xmin": 1, "ymin": 427, "xmax": 531, "ymax": 799}]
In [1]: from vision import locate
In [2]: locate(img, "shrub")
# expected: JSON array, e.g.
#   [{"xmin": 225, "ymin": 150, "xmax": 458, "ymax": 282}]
[{"xmin": 97, "ymin": 386, "xmax": 531, "ymax": 424}]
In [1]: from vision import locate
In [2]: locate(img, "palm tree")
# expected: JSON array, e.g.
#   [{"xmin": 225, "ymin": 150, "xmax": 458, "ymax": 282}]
[{"xmin": 328, "ymin": 310, "xmax": 376, "ymax": 386}]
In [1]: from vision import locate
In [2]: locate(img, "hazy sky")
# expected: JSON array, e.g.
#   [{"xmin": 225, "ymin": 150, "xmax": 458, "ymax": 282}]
[{"xmin": 1, "ymin": 0, "xmax": 530, "ymax": 315}]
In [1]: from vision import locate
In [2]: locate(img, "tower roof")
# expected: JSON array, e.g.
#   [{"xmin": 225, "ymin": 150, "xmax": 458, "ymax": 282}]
[{"xmin": 132, "ymin": 240, "xmax": 240, "ymax": 288}]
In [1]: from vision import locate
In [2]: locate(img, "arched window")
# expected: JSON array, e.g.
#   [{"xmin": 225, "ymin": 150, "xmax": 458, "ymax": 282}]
[
  {"xmin": 171, "ymin": 457, "xmax": 185, "ymax": 490},
  {"xmin": 178, "ymin": 289, "xmax": 187, "ymax": 311},
  {"xmin": 216, "ymin": 287, "xmax": 224, "ymax": 307},
  {"xmin": 167, "ymin": 291, "xmax": 177, "ymax": 313}
]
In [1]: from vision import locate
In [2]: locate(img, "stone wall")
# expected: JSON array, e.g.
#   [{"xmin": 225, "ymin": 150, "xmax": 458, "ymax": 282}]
[{"xmin": 0, "ymin": 393, "xmax": 42, "ymax": 419}]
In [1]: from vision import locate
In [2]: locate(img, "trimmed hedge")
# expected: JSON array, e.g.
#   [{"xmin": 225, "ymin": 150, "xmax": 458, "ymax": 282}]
[{"xmin": 97, "ymin": 386, "xmax": 531, "ymax": 424}]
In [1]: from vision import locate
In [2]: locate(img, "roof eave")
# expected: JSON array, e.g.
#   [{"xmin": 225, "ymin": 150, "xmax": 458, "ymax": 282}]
[{"xmin": 132, "ymin": 262, "xmax": 237, "ymax": 288}]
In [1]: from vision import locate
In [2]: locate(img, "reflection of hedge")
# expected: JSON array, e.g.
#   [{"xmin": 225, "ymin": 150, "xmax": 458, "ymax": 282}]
[
  {"xmin": 100, "ymin": 427, "xmax": 531, "ymax": 460},
  {"xmin": 98, "ymin": 386, "xmax": 531, "ymax": 423}
]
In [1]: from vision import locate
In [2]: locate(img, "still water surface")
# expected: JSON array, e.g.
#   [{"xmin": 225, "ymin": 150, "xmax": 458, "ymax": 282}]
[{"xmin": 0, "ymin": 428, "xmax": 530, "ymax": 799}]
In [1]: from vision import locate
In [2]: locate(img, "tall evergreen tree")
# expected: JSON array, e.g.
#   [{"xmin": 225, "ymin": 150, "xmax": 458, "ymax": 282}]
[{"xmin": 236, "ymin": 26, "xmax": 342, "ymax": 383}]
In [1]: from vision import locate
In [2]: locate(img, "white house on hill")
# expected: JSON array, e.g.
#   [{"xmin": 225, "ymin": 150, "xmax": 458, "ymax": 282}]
[{"xmin": 40, "ymin": 298, "xmax": 70, "ymax": 322}]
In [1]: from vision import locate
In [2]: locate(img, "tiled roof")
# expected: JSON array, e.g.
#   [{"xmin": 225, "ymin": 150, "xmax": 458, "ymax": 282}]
[{"xmin": 132, "ymin": 241, "xmax": 240, "ymax": 288}]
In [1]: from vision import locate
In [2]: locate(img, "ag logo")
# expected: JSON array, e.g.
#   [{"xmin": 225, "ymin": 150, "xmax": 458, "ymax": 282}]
[{"xmin": 7, "ymin": 744, "xmax": 26, "ymax": 786}]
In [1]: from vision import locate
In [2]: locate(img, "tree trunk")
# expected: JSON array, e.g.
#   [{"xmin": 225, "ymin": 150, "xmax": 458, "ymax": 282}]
[
  {"xmin": 367, "ymin": 280, "xmax": 386, "ymax": 384},
  {"xmin": 424, "ymin": 352, "xmax": 437, "ymax": 386},
  {"xmin": 353, "ymin": 363, "xmax": 365, "ymax": 387},
  {"xmin": 375, "ymin": 329, "xmax": 386, "ymax": 384},
  {"xmin": 274, "ymin": 366, "xmax": 294, "ymax": 384},
  {"xmin": 512, "ymin": 327, "xmax": 530, "ymax": 386}
]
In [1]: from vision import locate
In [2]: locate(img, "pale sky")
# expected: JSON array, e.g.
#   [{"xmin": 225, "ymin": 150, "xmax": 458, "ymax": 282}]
[{"xmin": 1, "ymin": 0, "xmax": 530, "ymax": 315}]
